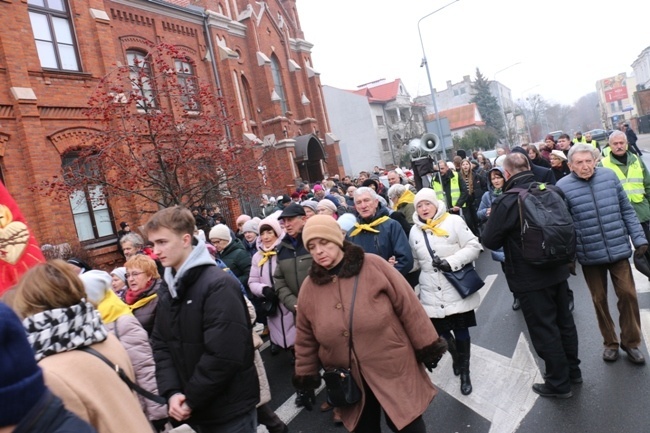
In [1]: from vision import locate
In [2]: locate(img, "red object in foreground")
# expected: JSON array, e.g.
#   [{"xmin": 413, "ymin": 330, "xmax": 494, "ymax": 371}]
[{"xmin": 0, "ymin": 182, "xmax": 45, "ymax": 295}]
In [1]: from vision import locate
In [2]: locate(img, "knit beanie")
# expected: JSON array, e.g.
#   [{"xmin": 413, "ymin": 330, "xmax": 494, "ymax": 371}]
[
  {"xmin": 80, "ymin": 270, "xmax": 113, "ymax": 305},
  {"xmin": 316, "ymin": 199, "xmax": 337, "ymax": 214},
  {"xmin": 413, "ymin": 188, "xmax": 440, "ymax": 209},
  {"xmin": 302, "ymin": 215, "xmax": 345, "ymax": 248},
  {"xmin": 301, "ymin": 200, "xmax": 319, "ymax": 214},
  {"xmin": 209, "ymin": 224, "xmax": 231, "ymax": 242},
  {"xmin": 236, "ymin": 214, "xmax": 251, "ymax": 226},
  {"xmin": 0, "ymin": 302, "xmax": 46, "ymax": 426},
  {"xmin": 110, "ymin": 267, "xmax": 127, "ymax": 285},
  {"xmin": 242, "ymin": 219, "xmax": 259, "ymax": 235},
  {"xmin": 337, "ymin": 213, "xmax": 357, "ymax": 233}
]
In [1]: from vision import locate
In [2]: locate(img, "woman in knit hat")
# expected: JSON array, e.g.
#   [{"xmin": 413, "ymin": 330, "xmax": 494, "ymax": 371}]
[
  {"xmin": 12, "ymin": 260, "xmax": 151, "ymax": 433},
  {"xmin": 409, "ymin": 188, "xmax": 482, "ymax": 396},
  {"xmin": 80, "ymin": 270, "xmax": 168, "ymax": 431},
  {"xmin": 293, "ymin": 215, "xmax": 446, "ymax": 433},
  {"xmin": 316, "ymin": 198, "xmax": 338, "ymax": 220},
  {"xmin": 109, "ymin": 267, "xmax": 127, "ymax": 299},
  {"xmin": 241, "ymin": 218, "xmax": 261, "ymax": 257},
  {"xmin": 210, "ymin": 223, "xmax": 252, "ymax": 293},
  {"xmin": 301, "ymin": 200, "xmax": 319, "ymax": 218}
]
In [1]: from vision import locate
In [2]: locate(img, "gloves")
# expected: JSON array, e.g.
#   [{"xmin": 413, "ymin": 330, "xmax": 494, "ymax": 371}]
[
  {"xmin": 432, "ymin": 256, "xmax": 452, "ymax": 272},
  {"xmin": 295, "ymin": 389, "xmax": 315, "ymax": 411},
  {"xmin": 424, "ymin": 356, "xmax": 442, "ymax": 372},
  {"xmin": 151, "ymin": 419, "xmax": 169, "ymax": 432},
  {"xmin": 568, "ymin": 261, "xmax": 576, "ymax": 276},
  {"xmin": 262, "ymin": 286, "xmax": 275, "ymax": 299},
  {"xmin": 635, "ymin": 245, "xmax": 648, "ymax": 258}
]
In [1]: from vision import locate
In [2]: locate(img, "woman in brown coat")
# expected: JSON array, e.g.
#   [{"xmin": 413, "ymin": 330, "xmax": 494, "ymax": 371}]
[{"xmin": 293, "ymin": 215, "xmax": 447, "ymax": 433}]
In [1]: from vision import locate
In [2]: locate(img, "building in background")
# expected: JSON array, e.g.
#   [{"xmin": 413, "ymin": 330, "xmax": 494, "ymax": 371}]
[
  {"xmin": 425, "ymin": 103, "xmax": 485, "ymax": 139},
  {"xmin": 632, "ymin": 46, "xmax": 650, "ymax": 133},
  {"xmin": 0, "ymin": 0, "xmax": 342, "ymax": 266},
  {"xmin": 596, "ymin": 73, "xmax": 638, "ymax": 129}
]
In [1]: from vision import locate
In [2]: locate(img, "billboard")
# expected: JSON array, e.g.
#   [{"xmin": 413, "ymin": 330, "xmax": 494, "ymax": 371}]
[{"xmin": 601, "ymin": 73, "xmax": 629, "ymax": 103}]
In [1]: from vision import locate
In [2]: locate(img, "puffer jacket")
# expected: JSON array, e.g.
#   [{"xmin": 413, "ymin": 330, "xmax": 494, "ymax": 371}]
[
  {"xmin": 346, "ymin": 205, "xmax": 414, "ymax": 276},
  {"xmin": 556, "ymin": 167, "xmax": 647, "ymax": 265},
  {"xmin": 249, "ymin": 217, "xmax": 296, "ymax": 348},
  {"xmin": 409, "ymin": 200, "xmax": 482, "ymax": 318},
  {"xmin": 219, "ymin": 238, "xmax": 252, "ymax": 289},
  {"xmin": 273, "ymin": 232, "xmax": 312, "ymax": 313}
]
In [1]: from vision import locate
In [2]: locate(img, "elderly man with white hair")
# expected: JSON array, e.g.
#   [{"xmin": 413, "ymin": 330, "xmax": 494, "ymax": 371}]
[{"xmin": 557, "ymin": 143, "xmax": 648, "ymax": 365}]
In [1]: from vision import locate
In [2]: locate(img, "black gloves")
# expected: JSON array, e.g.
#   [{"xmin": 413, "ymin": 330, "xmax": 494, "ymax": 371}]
[
  {"xmin": 432, "ymin": 256, "xmax": 452, "ymax": 272},
  {"xmin": 151, "ymin": 419, "xmax": 168, "ymax": 432},
  {"xmin": 424, "ymin": 358, "xmax": 441, "ymax": 372},
  {"xmin": 634, "ymin": 245, "xmax": 648, "ymax": 258},
  {"xmin": 262, "ymin": 286, "xmax": 275, "ymax": 299},
  {"xmin": 295, "ymin": 389, "xmax": 315, "ymax": 411}
]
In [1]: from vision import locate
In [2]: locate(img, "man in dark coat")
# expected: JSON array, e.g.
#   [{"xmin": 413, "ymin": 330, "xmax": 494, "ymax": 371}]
[
  {"xmin": 482, "ymin": 153, "xmax": 581, "ymax": 399},
  {"xmin": 622, "ymin": 123, "xmax": 642, "ymax": 155},
  {"xmin": 146, "ymin": 207, "xmax": 259, "ymax": 431},
  {"xmin": 510, "ymin": 147, "xmax": 556, "ymax": 185}
]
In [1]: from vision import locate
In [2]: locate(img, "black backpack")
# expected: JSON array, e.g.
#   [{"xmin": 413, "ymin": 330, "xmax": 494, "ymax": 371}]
[{"xmin": 505, "ymin": 182, "xmax": 576, "ymax": 268}]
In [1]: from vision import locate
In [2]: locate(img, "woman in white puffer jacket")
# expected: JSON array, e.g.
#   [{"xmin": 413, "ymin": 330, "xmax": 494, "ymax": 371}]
[{"xmin": 409, "ymin": 188, "xmax": 482, "ymax": 397}]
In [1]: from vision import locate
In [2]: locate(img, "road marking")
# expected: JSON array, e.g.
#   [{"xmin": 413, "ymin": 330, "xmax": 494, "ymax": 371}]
[
  {"xmin": 257, "ymin": 379, "xmax": 326, "ymax": 433},
  {"xmin": 641, "ymin": 309, "xmax": 650, "ymax": 356},
  {"xmin": 477, "ymin": 273, "xmax": 498, "ymax": 310},
  {"xmin": 631, "ymin": 266, "xmax": 650, "ymax": 293},
  {"xmin": 428, "ymin": 333, "xmax": 541, "ymax": 433}
]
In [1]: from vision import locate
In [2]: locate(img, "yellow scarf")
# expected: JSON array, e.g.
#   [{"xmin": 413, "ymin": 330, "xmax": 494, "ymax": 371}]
[
  {"xmin": 393, "ymin": 189, "xmax": 415, "ymax": 210},
  {"xmin": 349, "ymin": 216, "xmax": 390, "ymax": 236},
  {"xmin": 129, "ymin": 293, "xmax": 157, "ymax": 311},
  {"xmin": 258, "ymin": 250, "xmax": 277, "ymax": 267},
  {"xmin": 98, "ymin": 290, "xmax": 133, "ymax": 324},
  {"xmin": 422, "ymin": 213, "xmax": 449, "ymax": 237}
]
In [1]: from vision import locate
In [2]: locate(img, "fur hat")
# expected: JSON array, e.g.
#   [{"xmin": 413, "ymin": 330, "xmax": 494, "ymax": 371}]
[
  {"xmin": 80, "ymin": 270, "xmax": 113, "ymax": 305},
  {"xmin": 303, "ymin": 215, "xmax": 345, "ymax": 249},
  {"xmin": 316, "ymin": 199, "xmax": 337, "ymax": 214},
  {"xmin": 0, "ymin": 302, "xmax": 46, "ymax": 426},
  {"xmin": 242, "ymin": 219, "xmax": 259, "ymax": 235},
  {"xmin": 337, "ymin": 213, "xmax": 357, "ymax": 233},
  {"xmin": 413, "ymin": 188, "xmax": 440, "ymax": 210},
  {"xmin": 209, "ymin": 224, "xmax": 231, "ymax": 242}
]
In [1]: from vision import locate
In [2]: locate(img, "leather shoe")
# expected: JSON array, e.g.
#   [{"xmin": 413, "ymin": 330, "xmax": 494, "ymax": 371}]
[
  {"xmin": 512, "ymin": 297, "xmax": 521, "ymax": 311},
  {"xmin": 532, "ymin": 383, "xmax": 572, "ymax": 399},
  {"xmin": 602, "ymin": 348, "xmax": 619, "ymax": 362},
  {"xmin": 621, "ymin": 345, "xmax": 646, "ymax": 365}
]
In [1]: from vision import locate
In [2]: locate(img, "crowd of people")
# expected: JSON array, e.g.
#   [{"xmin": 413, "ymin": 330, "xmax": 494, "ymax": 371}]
[{"xmin": 0, "ymin": 123, "xmax": 647, "ymax": 433}]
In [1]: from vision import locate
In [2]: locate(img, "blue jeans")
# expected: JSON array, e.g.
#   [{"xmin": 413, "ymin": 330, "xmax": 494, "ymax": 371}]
[{"xmin": 193, "ymin": 408, "xmax": 257, "ymax": 433}]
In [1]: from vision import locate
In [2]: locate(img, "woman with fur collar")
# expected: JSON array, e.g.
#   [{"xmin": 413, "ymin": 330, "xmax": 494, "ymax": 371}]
[
  {"xmin": 409, "ymin": 188, "xmax": 482, "ymax": 396},
  {"xmin": 293, "ymin": 215, "xmax": 446, "ymax": 433}
]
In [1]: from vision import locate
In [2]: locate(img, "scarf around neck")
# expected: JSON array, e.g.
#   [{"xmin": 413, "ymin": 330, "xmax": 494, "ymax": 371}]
[
  {"xmin": 422, "ymin": 213, "xmax": 449, "ymax": 237},
  {"xmin": 258, "ymin": 250, "xmax": 277, "ymax": 267},
  {"xmin": 23, "ymin": 300, "xmax": 108, "ymax": 361},
  {"xmin": 393, "ymin": 189, "xmax": 415, "ymax": 210},
  {"xmin": 349, "ymin": 215, "xmax": 390, "ymax": 236}
]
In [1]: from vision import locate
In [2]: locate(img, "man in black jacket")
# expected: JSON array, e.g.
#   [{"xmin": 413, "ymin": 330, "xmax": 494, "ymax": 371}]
[
  {"xmin": 146, "ymin": 207, "xmax": 259, "ymax": 432},
  {"xmin": 482, "ymin": 153, "xmax": 581, "ymax": 399}
]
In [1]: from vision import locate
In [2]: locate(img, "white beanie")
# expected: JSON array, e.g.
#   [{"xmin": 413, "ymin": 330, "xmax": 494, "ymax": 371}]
[
  {"xmin": 209, "ymin": 224, "xmax": 231, "ymax": 242},
  {"xmin": 413, "ymin": 188, "xmax": 440, "ymax": 209},
  {"xmin": 337, "ymin": 213, "xmax": 357, "ymax": 233},
  {"xmin": 79, "ymin": 270, "xmax": 112, "ymax": 305},
  {"xmin": 110, "ymin": 267, "xmax": 127, "ymax": 285}
]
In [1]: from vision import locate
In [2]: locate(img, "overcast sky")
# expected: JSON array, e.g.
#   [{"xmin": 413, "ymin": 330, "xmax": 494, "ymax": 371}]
[{"xmin": 297, "ymin": 0, "xmax": 650, "ymax": 106}]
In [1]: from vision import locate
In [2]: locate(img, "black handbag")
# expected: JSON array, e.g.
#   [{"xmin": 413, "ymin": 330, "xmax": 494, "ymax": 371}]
[
  {"xmin": 423, "ymin": 230, "xmax": 484, "ymax": 299},
  {"xmin": 259, "ymin": 260, "xmax": 278, "ymax": 316},
  {"xmin": 322, "ymin": 275, "xmax": 361, "ymax": 407}
]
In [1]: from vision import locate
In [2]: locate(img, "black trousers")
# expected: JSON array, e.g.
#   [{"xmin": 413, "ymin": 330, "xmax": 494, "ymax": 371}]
[
  {"xmin": 355, "ymin": 380, "xmax": 427, "ymax": 433},
  {"xmin": 517, "ymin": 280, "xmax": 580, "ymax": 393}
]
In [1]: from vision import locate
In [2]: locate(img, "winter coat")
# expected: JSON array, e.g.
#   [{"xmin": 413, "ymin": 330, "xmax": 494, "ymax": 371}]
[
  {"xmin": 249, "ymin": 218, "xmax": 296, "ymax": 348},
  {"xmin": 219, "ymin": 238, "xmax": 252, "ymax": 290},
  {"xmin": 551, "ymin": 162, "xmax": 570, "ymax": 182},
  {"xmin": 409, "ymin": 201, "xmax": 482, "ymax": 318},
  {"xmin": 273, "ymin": 232, "xmax": 312, "ymax": 313},
  {"xmin": 556, "ymin": 168, "xmax": 647, "ymax": 266},
  {"xmin": 39, "ymin": 334, "xmax": 151, "ymax": 433},
  {"xmin": 124, "ymin": 278, "xmax": 161, "ymax": 336},
  {"xmin": 345, "ymin": 205, "xmax": 414, "ymax": 276},
  {"xmin": 482, "ymin": 171, "xmax": 570, "ymax": 292},
  {"xmin": 293, "ymin": 243, "xmax": 444, "ymax": 432},
  {"xmin": 598, "ymin": 151, "xmax": 650, "ymax": 223},
  {"xmin": 152, "ymin": 256, "xmax": 259, "ymax": 426},
  {"xmin": 13, "ymin": 390, "xmax": 96, "ymax": 433},
  {"xmin": 477, "ymin": 167, "xmax": 506, "ymax": 262}
]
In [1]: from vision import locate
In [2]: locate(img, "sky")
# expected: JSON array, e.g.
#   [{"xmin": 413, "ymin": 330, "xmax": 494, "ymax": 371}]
[{"xmin": 297, "ymin": 0, "xmax": 650, "ymax": 106}]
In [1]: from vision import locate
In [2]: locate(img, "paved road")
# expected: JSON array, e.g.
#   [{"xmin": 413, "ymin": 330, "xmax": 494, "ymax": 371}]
[{"xmin": 255, "ymin": 245, "xmax": 650, "ymax": 432}]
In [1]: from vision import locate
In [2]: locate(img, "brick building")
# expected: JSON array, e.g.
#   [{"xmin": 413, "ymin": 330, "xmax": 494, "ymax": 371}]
[{"xmin": 0, "ymin": 0, "xmax": 342, "ymax": 265}]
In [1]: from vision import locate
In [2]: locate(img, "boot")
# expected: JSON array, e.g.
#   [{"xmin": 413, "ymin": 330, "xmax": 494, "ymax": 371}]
[
  {"xmin": 294, "ymin": 389, "xmax": 315, "ymax": 410},
  {"xmin": 457, "ymin": 338, "xmax": 473, "ymax": 395},
  {"xmin": 445, "ymin": 335, "xmax": 460, "ymax": 376}
]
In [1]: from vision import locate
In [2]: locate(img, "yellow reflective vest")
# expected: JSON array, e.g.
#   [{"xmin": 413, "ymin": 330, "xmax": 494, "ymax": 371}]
[
  {"xmin": 601, "ymin": 155, "xmax": 645, "ymax": 203},
  {"xmin": 432, "ymin": 172, "xmax": 460, "ymax": 206}
]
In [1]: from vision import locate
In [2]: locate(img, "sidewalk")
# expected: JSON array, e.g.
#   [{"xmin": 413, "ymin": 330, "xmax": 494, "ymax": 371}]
[{"xmin": 637, "ymin": 133, "xmax": 650, "ymax": 151}]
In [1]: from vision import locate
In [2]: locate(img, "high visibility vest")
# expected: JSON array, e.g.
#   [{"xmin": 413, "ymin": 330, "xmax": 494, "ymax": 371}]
[
  {"xmin": 602, "ymin": 146, "xmax": 611, "ymax": 157},
  {"xmin": 572, "ymin": 137, "xmax": 587, "ymax": 144},
  {"xmin": 432, "ymin": 172, "xmax": 460, "ymax": 206},
  {"xmin": 601, "ymin": 155, "xmax": 645, "ymax": 203},
  {"xmin": 586, "ymin": 139, "xmax": 598, "ymax": 149}
]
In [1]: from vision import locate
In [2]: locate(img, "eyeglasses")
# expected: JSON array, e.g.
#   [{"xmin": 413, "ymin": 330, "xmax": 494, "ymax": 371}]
[{"xmin": 125, "ymin": 271, "xmax": 145, "ymax": 279}]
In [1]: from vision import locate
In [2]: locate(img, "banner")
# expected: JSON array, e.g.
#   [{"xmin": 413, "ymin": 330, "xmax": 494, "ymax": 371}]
[{"xmin": 601, "ymin": 73, "xmax": 628, "ymax": 103}]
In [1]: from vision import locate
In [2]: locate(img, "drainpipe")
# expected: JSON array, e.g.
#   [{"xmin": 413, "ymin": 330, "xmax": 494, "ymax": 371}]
[{"xmin": 203, "ymin": 12, "xmax": 232, "ymax": 141}]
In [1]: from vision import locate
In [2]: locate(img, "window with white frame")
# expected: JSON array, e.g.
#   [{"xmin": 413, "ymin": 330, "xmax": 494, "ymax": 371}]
[
  {"xmin": 28, "ymin": 0, "xmax": 80, "ymax": 71},
  {"xmin": 175, "ymin": 59, "xmax": 200, "ymax": 111},
  {"xmin": 270, "ymin": 55, "xmax": 288, "ymax": 113},
  {"xmin": 127, "ymin": 50, "xmax": 157, "ymax": 110}
]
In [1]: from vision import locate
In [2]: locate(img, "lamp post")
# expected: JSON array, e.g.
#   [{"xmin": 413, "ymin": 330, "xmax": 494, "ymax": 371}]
[
  {"xmin": 418, "ymin": 0, "xmax": 460, "ymax": 161},
  {"xmin": 493, "ymin": 62, "xmax": 521, "ymax": 148}
]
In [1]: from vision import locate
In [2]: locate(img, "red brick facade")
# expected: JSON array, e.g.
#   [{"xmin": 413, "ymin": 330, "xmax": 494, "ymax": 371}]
[{"xmin": 0, "ymin": 0, "xmax": 342, "ymax": 265}]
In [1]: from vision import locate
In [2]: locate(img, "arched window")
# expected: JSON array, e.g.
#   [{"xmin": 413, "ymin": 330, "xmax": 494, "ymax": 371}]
[
  {"xmin": 175, "ymin": 58, "xmax": 200, "ymax": 111},
  {"xmin": 27, "ymin": 0, "xmax": 80, "ymax": 71},
  {"xmin": 126, "ymin": 50, "xmax": 156, "ymax": 110},
  {"xmin": 270, "ymin": 55, "xmax": 287, "ymax": 113},
  {"xmin": 241, "ymin": 75, "xmax": 255, "ymax": 123}
]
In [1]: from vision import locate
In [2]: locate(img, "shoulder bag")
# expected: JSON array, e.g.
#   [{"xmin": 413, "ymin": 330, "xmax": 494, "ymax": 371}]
[
  {"xmin": 422, "ymin": 230, "xmax": 484, "ymax": 298},
  {"xmin": 321, "ymin": 275, "xmax": 362, "ymax": 407}
]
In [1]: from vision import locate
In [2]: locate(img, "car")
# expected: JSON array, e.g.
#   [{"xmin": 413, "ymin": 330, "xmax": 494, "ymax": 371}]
[
  {"xmin": 548, "ymin": 130, "xmax": 564, "ymax": 142},
  {"xmin": 585, "ymin": 129, "xmax": 612, "ymax": 143},
  {"xmin": 481, "ymin": 149, "xmax": 498, "ymax": 164}
]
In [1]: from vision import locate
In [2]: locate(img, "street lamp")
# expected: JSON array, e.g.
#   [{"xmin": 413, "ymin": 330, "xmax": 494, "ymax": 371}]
[
  {"xmin": 493, "ymin": 62, "xmax": 521, "ymax": 148},
  {"xmin": 418, "ymin": 0, "xmax": 460, "ymax": 161}
]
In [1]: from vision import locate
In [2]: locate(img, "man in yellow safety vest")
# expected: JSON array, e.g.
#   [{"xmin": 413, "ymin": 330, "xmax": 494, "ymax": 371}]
[{"xmin": 431, "ymin": 160, "xmax": 469, "ymax": 215}]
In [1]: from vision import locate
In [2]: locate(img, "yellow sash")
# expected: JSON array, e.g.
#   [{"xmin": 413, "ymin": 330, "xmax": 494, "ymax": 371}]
[
  {"xmin": 98, "ymin": 290, "xmax": 133, "ymax": 324},
  {"xmin": 258, "ymin": 250, "xmax": 277, "ymax": 267},
  {"xmin": 422, "ymin": 213, "xmax": 449, "ymax": 237},
  {"xmin": 349, "ymin": 216, "xmax": 390, "ymax": 236},
  {"xmin": 129, "ymin": 293, "xmax": 157, "ymax": 311},
  {"xmin": 393, "ymin": 189, "xmax": 415, "ymax": 210}
]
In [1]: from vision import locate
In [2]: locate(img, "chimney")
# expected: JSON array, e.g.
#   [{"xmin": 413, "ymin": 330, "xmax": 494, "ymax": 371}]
[
  {"xmin": 463, "ymin": 75, "xmax": 470, "ymax": 83},
  {"xmin": 446, "ymin": 80, "xmax": 452, "ymax": 89}
]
